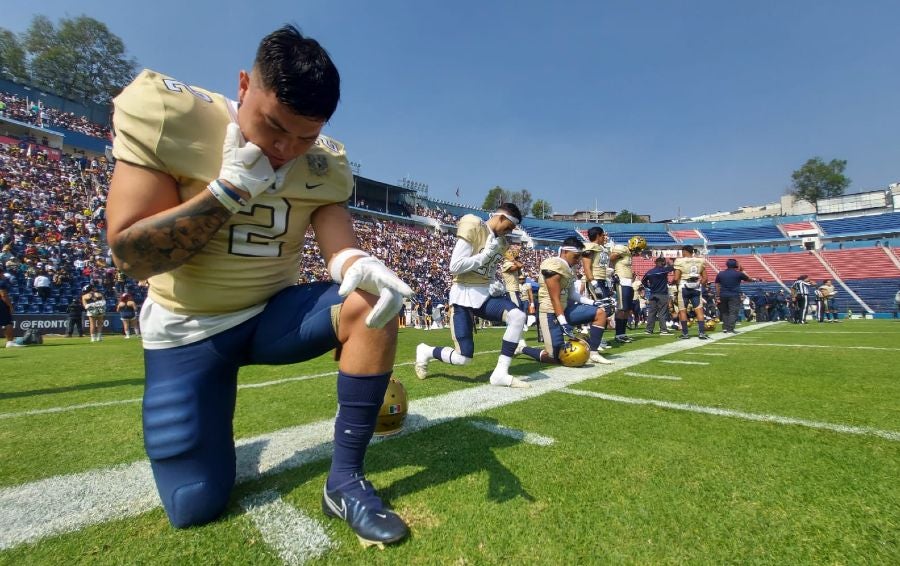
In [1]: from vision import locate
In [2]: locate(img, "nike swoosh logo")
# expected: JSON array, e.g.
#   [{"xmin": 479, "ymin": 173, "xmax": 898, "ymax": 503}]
[
  {"xmin": 305, "ymin": 183, "xmax": 323, "ymax": 189},
  {"xmin": 325, "ymin": 493, "xmax": 348, "ymax": 520}
]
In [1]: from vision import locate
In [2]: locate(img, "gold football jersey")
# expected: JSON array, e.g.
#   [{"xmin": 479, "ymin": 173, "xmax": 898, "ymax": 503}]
[
  {"xmin": 453, "ymin": 214, "xmax": 506, "ymax": 285},
  {"xmin": 501, "ymin": 259, "xmax": 520, "ymax": 291},
  {"xmin": 583, "ymin": 242, "xmax": 609, "ymax": 280},
  {"xmin": 538, "ymin": 256, "xmax": 574, "ymax": 312},
  {"xmin": 674, "ymin": 257, "xmax": 706, "ymax": 285},
  {"xmin": 112, "ymin": 70, "xmax": 352, "ymax": 315},
  {"xmin": 610, "ymin": 244, "xmax": 633, "ymax": 279}
]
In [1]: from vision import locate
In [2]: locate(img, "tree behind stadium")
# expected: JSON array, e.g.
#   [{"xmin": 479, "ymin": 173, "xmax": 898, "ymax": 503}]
[
  {"xmin": 13, "ymin": 15, "xmax": 137, "ymax": 104},
  {"xmin": 482, "ymin": 186, "xmax": 533, "ymax": 213},
  {"xmin": 790, "ymin": 157, "xmax": 850, "ymax": 205}
]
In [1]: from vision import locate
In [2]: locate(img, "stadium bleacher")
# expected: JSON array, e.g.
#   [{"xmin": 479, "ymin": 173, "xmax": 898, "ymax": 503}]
[
  {"xmin": 820, "ymin": 248, "xmax": 900, "ymax": 280},
  {"xmin": 702, "ymin": 225, "xmax": 788, "ymax": 244},
  {"xmin": 706, "ymin": 255, "xmax": 771, "ymax": 281},
  {"xmin": 758, "ymin": 252, "xmax": 832, "ymax": 282},
  {"xmin": 842, "ymin": 278, "xmax": 900, "ymax": 313},
  {"xmin": 817, "ymin": 212, "xmax": 900, "ymax": 237}
]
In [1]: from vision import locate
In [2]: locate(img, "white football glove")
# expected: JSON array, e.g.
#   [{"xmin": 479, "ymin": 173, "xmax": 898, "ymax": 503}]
[
  {"xmin": 482, "ymin": 234, "xmax": 502, "ymax": 258},
  {"xmin": 338, "ymin": 256, "xmax": 414, "ymax": 328},
  {"xmin": 218, "ymin": 122, "xmax": 275, "ymax": 198},
  {"xmin": 488, "ymin": 280, "xmax": 506, "ymax": 297}
]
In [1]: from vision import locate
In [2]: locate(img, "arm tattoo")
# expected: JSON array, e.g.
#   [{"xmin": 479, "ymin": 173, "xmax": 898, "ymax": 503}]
[{"xmin": 112, "ymin": 193, "xmax": 232, "ymax": 279}]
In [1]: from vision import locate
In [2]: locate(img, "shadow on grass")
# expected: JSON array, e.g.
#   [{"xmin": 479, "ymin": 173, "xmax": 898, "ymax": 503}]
[
  {"xmin": 230, "ymin": 417, "xmax": 536, "ymax": 526},
  {"xmin": 0, "ymin": 377, "xmax": 145, "ymax": 400}
]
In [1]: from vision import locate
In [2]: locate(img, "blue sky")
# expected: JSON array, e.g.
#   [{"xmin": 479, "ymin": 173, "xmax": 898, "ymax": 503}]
[{"xmin": 5, "ymin": 1, "xmax": 899, "ymax": 220}]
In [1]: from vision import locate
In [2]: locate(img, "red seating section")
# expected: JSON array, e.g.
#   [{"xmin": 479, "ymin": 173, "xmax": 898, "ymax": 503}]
[
  {"xmin": 707, "ymin": 256, "xmax": 771, "ymax": 281},
  {"xmin": 758, "ymin": 252, "xmax": 831, "ymax": 282},
  {"xmin": 820, "ymin": 248, "xmax": 900, "ymax": 280}
]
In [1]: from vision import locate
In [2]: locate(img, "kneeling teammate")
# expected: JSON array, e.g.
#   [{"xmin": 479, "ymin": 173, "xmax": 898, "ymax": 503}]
[
  {"xmin": 518, "ymin": 237, "xmax": 612, "ymax": 365},
  {"xmin": 415, "ymin": 204, "xmax": 529, "ymax": 388}
]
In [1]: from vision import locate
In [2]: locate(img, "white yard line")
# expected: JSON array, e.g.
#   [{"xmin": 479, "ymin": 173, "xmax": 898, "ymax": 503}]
[
  {"xmin": 467, "ymin": 420, "xmax": 555, "ymax": 446},
  {"xmin": 719, "ymin": 342, "xmax": 900, "ymax": 352},
  {"xmin": 0, "ymin": 351, "xmax": 504, "ymax": 421},
  {"xmin": 623, "ymin": 372, "xmax": 681, "ymax": 381},
  {"xmin": 558, "ymin": 389, "xmax": 900, "ymax": 442},
  {"xmin": 682, "ymin": 352, "xmax": 727, "ymax": 357},
  {"xmin": 660, "ymin": 360, "xmax": 709, "ymax": 366},
  {"xmin": 240, "ymin": 490, "xmax": 335, "ymax": 565},
  {"xmin": 0, "ymin": 321, "xmax": 787, "ymax": 550}
]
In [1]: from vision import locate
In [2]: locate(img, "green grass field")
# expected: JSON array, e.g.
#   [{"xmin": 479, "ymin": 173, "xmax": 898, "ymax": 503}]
[{"xmin": 1, "ymin": 320, "xmax": 898, "ymax": 564}]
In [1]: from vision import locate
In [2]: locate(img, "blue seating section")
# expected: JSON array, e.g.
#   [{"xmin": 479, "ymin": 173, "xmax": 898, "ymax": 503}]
[
  {"xmin": 817, "ymin": 213, "xmax": 900, "ymax": 237},
  {"xmin": 521, "ymin": 224, "xmax": 581, "ymax": 242},
  {"xmin": 604, "ymin": 229, "xmax": 677, "ymax": 246},
  {"xmin": 702, "ymin": 225, "xmax": 787, "ymax": 244},
  {"xmin": 842, "ymin": 278, "xmax": 900, "ymax": 314}
]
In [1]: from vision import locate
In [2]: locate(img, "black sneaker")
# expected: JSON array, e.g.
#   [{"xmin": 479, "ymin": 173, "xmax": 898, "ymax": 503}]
[
  {"xmin": 322, "ymin": 475, "xmax": 409, "ymax": 548},
  {"xmin": 679, "ymin": 334, "xmax": 691, "ymax": 340},
  {"xmin": 615, "ymin": 335, "xmax": 633, "ymax": 343},
  {"xmin": 659, "ymin": 330, "xmax": 673, "ymax": 335},
  {"xmin": 698, "ymin": 334, "xmax": 710, "ymax": 340}
]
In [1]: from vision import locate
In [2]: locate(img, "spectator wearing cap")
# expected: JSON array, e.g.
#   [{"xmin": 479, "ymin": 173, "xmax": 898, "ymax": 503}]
[
  {"xmin": 641, "ymin": 256, "xmax": 674, "ymax": 335},
  {"xmin": 714, "ymin": 259, "xmax": 751, "ymax": 333}
]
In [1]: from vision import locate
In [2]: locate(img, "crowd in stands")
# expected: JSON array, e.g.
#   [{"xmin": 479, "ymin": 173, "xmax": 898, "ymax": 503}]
[
  {"xmin": 414, "ymin": 204, "xmax": 458, "ymax": 225},
  {"xmin": 0, "ymin": 91, "xmax": 111, "ymax": 139},
  {"xmin": 1, "ymin": 133, "xmax": 122, "ymax": 313}
]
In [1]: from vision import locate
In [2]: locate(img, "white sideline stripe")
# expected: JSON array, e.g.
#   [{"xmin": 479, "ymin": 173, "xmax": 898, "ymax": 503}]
[
  {"xmin": 558, "ymin": 389, "xmax": 900, "ymax": 442},
  {"xmin": 623, "ymin": 372, "xmax": 681, "ymax": 381},
  {"xmin": 660, "ymin": 360, "xmax": 709, "ymax": 366},
  {"xmin": 467, "ymin": 420, "xmax": 555, "ymax": 446},
  {"xmin": 240, "ymin": 490, "xmax": 334, "ymax": 565},
  {"xmin": 683, "ymin": 352, "xmax": 727, "ymax": 357},
  {"xmin": 0, "ymin": 323, "xmax": 779, "ymax": 550},
  {"xmin": 0, "ymin": 398, "xmax": 141, "ymax": 420},
  {"xmin": 0, "ymin": 351, "xmax": 504, "ymax": 421},
  {"xmin": 721, "ymin": 342, "xmax": 900, "ymax": 352},
  {"xmin": 766, "ymin": 330, "xmax": 900, "ymax": 334}
]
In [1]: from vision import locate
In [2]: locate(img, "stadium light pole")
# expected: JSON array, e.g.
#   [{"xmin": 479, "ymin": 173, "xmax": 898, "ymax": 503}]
[{"xmin": 349, "ymin": 161, "xmax": 361, "ymax": 207}]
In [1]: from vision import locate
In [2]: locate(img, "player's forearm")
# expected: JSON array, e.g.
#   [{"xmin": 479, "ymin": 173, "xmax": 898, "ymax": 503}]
[{"xmin": 110, "ymin": 192, "xmax": 232, "ymax": 280}]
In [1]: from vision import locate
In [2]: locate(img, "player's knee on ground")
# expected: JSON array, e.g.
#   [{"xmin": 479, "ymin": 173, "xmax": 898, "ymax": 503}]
[{"xmin": 143, "ymin": 383, "xmax": 235, "ymax": 528}]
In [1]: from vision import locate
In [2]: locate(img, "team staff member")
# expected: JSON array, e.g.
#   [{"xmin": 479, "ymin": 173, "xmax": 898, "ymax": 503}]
[
  {"xmin": 415, "ymin": 204, "xmax": 529, "ymax": 388},
  {"xmin": 714, "ymin": 259, "xmax": 751, "ymax": 334},
  {"xmin": 518, "ymin": 237, "xmax": 611, "ymax": 365},
  {"xmin": 641, "ymin": 256, "xmax": 674, "ymax": 335},
  {"xmin": 673, "ymin": 245, "xmax": 709, "ymax": 339},
  {"xmin": 106, "ymin": 26, "xmax": 412, "ymax": 546}
]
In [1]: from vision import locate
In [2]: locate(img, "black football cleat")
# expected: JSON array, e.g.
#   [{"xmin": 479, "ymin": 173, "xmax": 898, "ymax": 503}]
[{"xmin": 322, "ymin": 475, "xmax": 409, "ymax": 549}]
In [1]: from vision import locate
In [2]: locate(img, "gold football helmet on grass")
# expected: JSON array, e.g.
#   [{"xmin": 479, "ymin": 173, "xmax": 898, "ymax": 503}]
[
  {"xmin": 558, "ymin": 338, "xmax": 590, "ymax": 367},
  {"xmin": 374, "ymin": 378, "xmax": 408, "ymax": 436},
  {"xmin": 704, "ymin": 319, "xmax": 718, "ymax": 331}
]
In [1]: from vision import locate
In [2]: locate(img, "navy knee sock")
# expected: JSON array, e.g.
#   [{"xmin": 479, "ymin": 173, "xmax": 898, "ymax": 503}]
[{"xmin": 327, "ymin": 370, "xmax": 391, "ymax": 489}]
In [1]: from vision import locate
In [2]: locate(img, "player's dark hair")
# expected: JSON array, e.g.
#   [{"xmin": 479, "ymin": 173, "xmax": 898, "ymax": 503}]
[
  {"xmin": 254, "ymin": 25, "xmax": 341, "ymax": 120},
  {"xmin": 497, "ymin": 202, "xmax": 523, "ymax": 223},
  {"xmin": 562, "ymin": 236, "xmax": 584, "ymax": 250},
  {"xmin": 682, "ymin": 245, "xmax": 695, "ymax": 254},
  {"xmin": 587, "ymin": 226, "xmax": 605, "ymax": 241}
]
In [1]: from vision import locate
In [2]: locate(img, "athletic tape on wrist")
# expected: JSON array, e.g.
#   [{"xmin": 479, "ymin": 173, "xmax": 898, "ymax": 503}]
[
  {"xmin": 329, "ymin": 248, "xmax": 370, "ymax": 283},
  {"xmin": 207, "ymin": 180, "xmax": 245, "ymax": 214}
]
